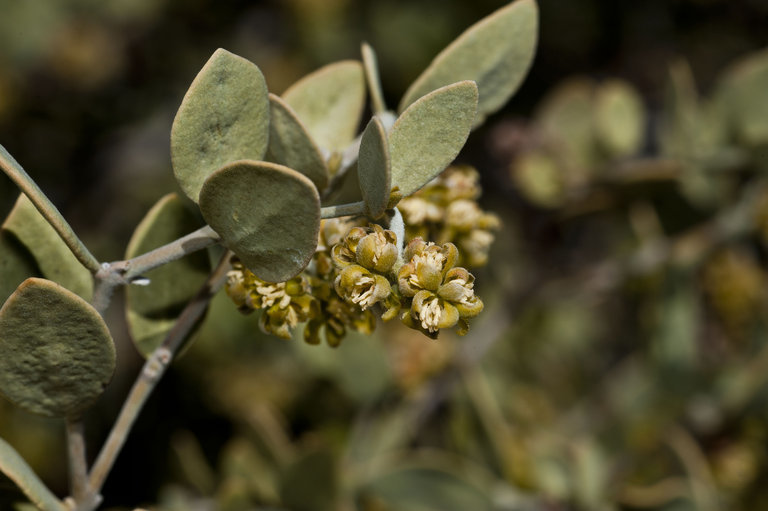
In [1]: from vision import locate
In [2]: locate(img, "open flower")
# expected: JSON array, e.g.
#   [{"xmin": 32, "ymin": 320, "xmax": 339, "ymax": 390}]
[
  {"xmin": 398, "ymin": 241, "xmax": 482, "ymax": 338},
  {"xmin": 224, "ymin": 261, "xmax": 317, "ymax": 339},
  {"xmin": 334, "ymin": 264, "xmax": 392, "ymax": 310},
  {"xmin": 260, "ymin": 293, "xmax": 317, "ymax": 340},
  {"xmin": 398, "ymin": 239, "xmax": 458, "ymax": 296}
]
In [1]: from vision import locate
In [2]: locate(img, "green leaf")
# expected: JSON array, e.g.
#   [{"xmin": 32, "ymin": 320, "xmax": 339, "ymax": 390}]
[
  {"xmin": 280, "ymin": 448, "xmax": 337, "ymax": 511},
  {"xmin": 594, "ymin": 79, "xmax": 646, "ymax": 157},
  {"xmin": 0, "ymin": 230, "xmax": 39, "ymax": 306},
  {"xmin": 125, "ymin": 193, "xmax": 211, "ymax": 357},
  {"xmin": 3, "ymin": 194, "xmax": 93, "ymax": 301},
  {"xmin": 364, "ymin": 468, "xmax": 492, "ymax": 511},
  {"xmin": 511, "ymin": 150, "xmax": 565, "ymax": 208},
  {"xmin": 266, "ymin": 93, "xmax": 329, "ymax": 191},
  {"xmin": 0, "ymin": 436, "xmax": 66, "ymax": 511},
  {"xmin": 0, "ymin": 278, "xmax": 115, "ymax": 418},
  {"xmin": 713, "ymin": 48, "xmax": 768, "ymax": 146},
  {"xmin": 282, "ymin": 60, "xmax": 365, "ymax": 151},
  {"xmin": 171, "ymin": 48, "xmax": 270, "ymax": 203},
  {"xmin": 362, "ymin": 42, "xmax": 387, "ymax": 114},
  {"xmin": 358, "ymin": 117, "xmax": 391, "ymax": 218},
  {"xmin": 536, "ymin": 78, "xmax": 597, "ymax": 175},
  {"xmin": 199, "ymin": 160, "xmax": 320, "ymax": 282},
  {"xmin": 398, "ymin": 0, "xmax": 538, "ymax": 125},
  {"xmin": 389, "ymin": 81, "xmax": 478, "ymax": 197}
]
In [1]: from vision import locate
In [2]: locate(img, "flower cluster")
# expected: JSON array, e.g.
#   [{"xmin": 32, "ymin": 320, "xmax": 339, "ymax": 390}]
[
  {"xmin": 398, "ymin": 165, "xmax": 500, "ymax": 267},
  {"xmin": 224, "ymin": 166, "xmax": 494, "ymax": 346},
  {"xmin": 327, "ymin": 224, "xmax": 484, "ymax": 340}
]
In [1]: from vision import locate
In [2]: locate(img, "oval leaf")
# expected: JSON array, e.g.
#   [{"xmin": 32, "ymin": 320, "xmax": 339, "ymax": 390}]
[
  {"xmin": 389, "ymin": 81, "xmax": 478, "ymax": 197},
  {"xmin": 398, "ymin": 0, "xmax": 538, "ymax": 125},
  {"xmin": 713, "ymin": 48, "xmax": 768, "ymax": 145},
  {"xmin": 282, "ymin": 61, "xmax": 365, "ymax": 151},
  {"xmin": 594, "ymin": 80, "xmax": 646, "ymax": 157},
  {"xmin": 0, "ymin": 278, "xmax": 115, "ymax": 418},
  {"xmin": 3, "ymin": 194, "xmax": 92, "ymax": 300},
  {"xmin": 171, "ymin": 48, "xmax": 270, "ymax": 203},
  {"xmin": 535, "ymin": 78, "xmax": 597, "ymax": 174},
  {"xmin": 125, "ymin": 193, "xmax": 211, "ymax": 357},
  {"xmin": 358, "ymin": 117, "xmax": 391, "ymax": 218},
  {"xmin": 199, "ymin": 160, "xmax": 320, "ymax": 282},
  {"xmin": 266, "ymin": 94, "xmax": 329, "ymax": 191}
]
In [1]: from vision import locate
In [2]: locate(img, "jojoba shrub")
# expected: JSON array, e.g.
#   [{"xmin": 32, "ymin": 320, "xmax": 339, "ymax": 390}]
[{"xmin": 0, "ymin": 1, "xmax": 537, "ymax": 510}]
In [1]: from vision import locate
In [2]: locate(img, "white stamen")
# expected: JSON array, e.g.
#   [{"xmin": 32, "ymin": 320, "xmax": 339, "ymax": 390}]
[{"xmin": 419, "ymin": 297, "xmax": 442, "ymax": 332}]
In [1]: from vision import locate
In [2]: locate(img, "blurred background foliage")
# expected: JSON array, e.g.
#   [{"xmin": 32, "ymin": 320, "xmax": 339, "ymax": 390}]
[{"xmin": 2, "ymin": 0, "xmax": 768, "ymax": 510}]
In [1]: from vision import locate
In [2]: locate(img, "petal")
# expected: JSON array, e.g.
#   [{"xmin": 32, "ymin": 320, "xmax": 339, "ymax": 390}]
[
  {"xmin": 416, "ymin": 262, "xmax": 442, "ymax": 291},
  {"xmin": 455, "ymin": 296, "xmax": 484, "ymax": 318},
  {"xmin": 397, "ymin": 262, "xmax": 419, "ymax": 297},
  {"xmin": 437, "ymin": 301, "xmax": 460, "ymax": 329}
]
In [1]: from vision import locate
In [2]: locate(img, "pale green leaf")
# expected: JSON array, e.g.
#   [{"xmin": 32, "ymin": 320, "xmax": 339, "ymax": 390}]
[
  {"xmin": 280, "ymin": 449, "xmax": 337, "ymax": 511},
  {"xmin": 125, "ymin": 193, "xmax": 211, "ymax": 357},
  {"xmin": 199, "ymin": 160, "xmax": 320, "ymax": 282},
  {"xmin": 389, "ymin": 81, "xmax": 478, "ymax": 197},
  {"xmin": 0, "ymin": 278, "xmax": 115, "ymax": 418},
  {"xmin": 358, "ymin": 117, "xmax": 391, "ymax": 218},
  {"xmin": 266, "ymin": 93, "xmax": 328, "ymax": 191},
  {"xmin": 535, "ymin": 78, "xmax": 597, "ymax": 175},
  {"xmin": 0, "ymin": 230, "xmax": 39, "ymax": 305},
  {"xmin": 365, "ymin": 468, "xmax": 492, "ymax": 511},
  {"xmin": 3, "ymin": 194, "xmax": 92, "ymax": 300},
  {"xmin": 398, "ymin": 0, "xmax": 538, "ymax": 125},
  {"xmin": 511, "ymin": 150, "xmax": 564, "ymax": 208},
  {"xmin": 282, "ymin": 61, "xmax": 365, "ymax": 151},
  {"xmin": 0, "ymin": 436, "xmax": 66, "ymax": 511},
  {"xmin": 362, "ymin": 42, "xmax": 387, "ymax": 114},
  {"xmin": 594, "ymin": 80, "xmax": 646, "ymax": 157},
  {"xmin": 713, "ymin": 48, "xmax": 768, "ymax": 146},
  {"xmin": 171, "ymin": 48, "xmax": 270, "ymax": 203}
]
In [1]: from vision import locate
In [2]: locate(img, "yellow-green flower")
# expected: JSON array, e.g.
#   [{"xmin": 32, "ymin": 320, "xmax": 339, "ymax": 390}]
[
  {"xmin": 335, "ymin": 264, "xmax": 392, "ymax": 310},
  {"xmin": 398, "ymin": 242, "xmax": 482, "ymax": 338},
  {"xmin": 398, "ymin": 239, "xmax": 459, "ymax": 296},
  {"xmin": 260, "ymin": 293, "xmax": 317, "ymax": 340}
]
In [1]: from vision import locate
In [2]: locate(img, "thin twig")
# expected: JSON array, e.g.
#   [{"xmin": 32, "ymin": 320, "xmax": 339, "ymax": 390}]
[
  {"xmin": 87, "ymin": 251, "xmax": 232, "ymax": 498},
  {"xmin": 64, "ymin": 418, "xmax": 99, "ymax": 511},
  {"xmin": 321, "ymin": 201, "xmax": 366, "ymax": 219},
  {"xmin": 0, "ymin": 144, "xmax": 101, "ymax": 273},
  {"xmin": 91, "ymin": 225, "xmax": 220, "ymax": 314}
]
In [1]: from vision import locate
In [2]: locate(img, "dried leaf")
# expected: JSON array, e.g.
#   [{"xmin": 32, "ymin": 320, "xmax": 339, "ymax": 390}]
[{"xmin": 171, "ymin": 48, "xmax": 270, "ymax": 202}]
